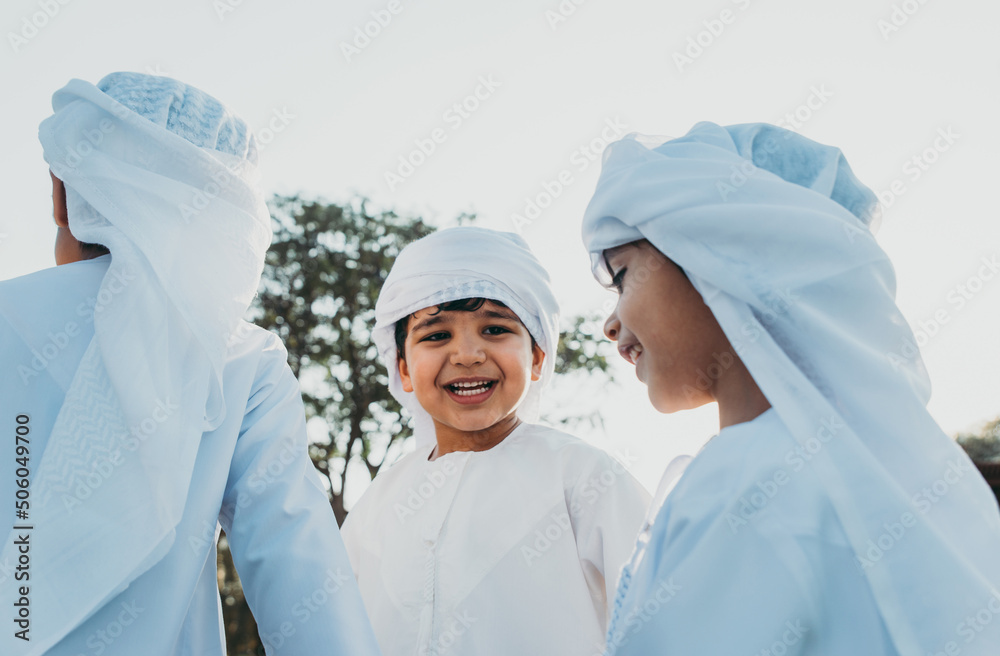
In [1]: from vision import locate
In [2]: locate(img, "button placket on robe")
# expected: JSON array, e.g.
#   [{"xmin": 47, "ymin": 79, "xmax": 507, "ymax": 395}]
[{"xmin": 414, "ymin": 451, "xmax": 471, "ymax": 655}]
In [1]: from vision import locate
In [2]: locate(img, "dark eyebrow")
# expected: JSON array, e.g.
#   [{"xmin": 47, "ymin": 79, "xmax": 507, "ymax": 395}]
[
  {"xmin": 408, "ymin": 305, "xmax": 522, "ymax": 336},
  {"xmin": 478, "ymin": 307, "xmax": 521, "ymax": 322},
  {"xmin": 409, "ymin": 314, "xmax": 446, "ymax": 334}
]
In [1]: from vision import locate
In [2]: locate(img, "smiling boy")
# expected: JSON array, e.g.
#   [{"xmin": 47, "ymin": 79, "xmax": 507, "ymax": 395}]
[{"xmin": 341, "ymin": 227, "xmax": 649, "ymax": 656}]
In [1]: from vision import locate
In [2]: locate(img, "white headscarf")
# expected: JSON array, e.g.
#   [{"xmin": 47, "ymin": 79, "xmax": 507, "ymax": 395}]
[
  {"xmin": 0, "ymin": 73, "xmax": 271, "ymax": 652},
  {"xmin": 372, "ymin": 227, "xmax": 560, "ymax": 450},
  {"xmin": 583, "ymin": 122, "xmax": 1000, "ymax": 655}
]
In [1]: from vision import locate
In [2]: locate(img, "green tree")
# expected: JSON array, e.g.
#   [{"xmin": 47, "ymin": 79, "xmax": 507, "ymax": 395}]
[{"xmin": 957, "ymin": 417, "xmax": 1000, "ymax": 463}]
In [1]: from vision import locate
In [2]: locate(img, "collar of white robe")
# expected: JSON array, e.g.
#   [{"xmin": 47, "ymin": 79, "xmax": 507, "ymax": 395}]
[
  {"xmin": 1, "ymin": 73, "xmax": 271, "ymax": 653},
  {"xmin": 373, "ymin": 226, "xmax": 560, "ymax": 451},
  {"xmin": 582, "ymin": 121, "xmax": 1000, "ymax": 655}
]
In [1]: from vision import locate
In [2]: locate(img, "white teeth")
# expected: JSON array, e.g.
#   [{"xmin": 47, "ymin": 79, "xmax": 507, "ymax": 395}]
[
  {"xmin": 448, "ymin": 381, "xmax": 493, "ymax": 396},
  {"xmin": 629, "ymin": 345, "xmax": 643, "ymax": 362}
]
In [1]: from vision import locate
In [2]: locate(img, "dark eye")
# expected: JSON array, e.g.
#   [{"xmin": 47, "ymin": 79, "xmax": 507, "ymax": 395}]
[
  {"xmin": 611, "ymin": 267, "xmax": 627, "ymax": 293},
  {"xmin": 484, "ymin": 326, "xmax": 510, "ymax": 336},
  {"xmin": 420, "ymin": 331, "xmax": 449, "ymax": 342}
]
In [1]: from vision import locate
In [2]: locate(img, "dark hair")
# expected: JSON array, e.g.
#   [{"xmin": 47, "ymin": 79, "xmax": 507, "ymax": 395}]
[
  {"xmin": 394, "ymin": 297, "xmax": 535, "ymax": 360},
  {"xmin": 80, "ymin": 241, "xmax": 110, "ymax": 258}
]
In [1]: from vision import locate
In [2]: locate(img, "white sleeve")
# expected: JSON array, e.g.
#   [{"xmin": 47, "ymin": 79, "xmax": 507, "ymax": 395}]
[
  {"xmin": 219, "ymin": 350, "xmax": 381, "ymax": 656},
  {"xmin": 569, "ymin": 450, "xmax": 651, "ymax": 623}
]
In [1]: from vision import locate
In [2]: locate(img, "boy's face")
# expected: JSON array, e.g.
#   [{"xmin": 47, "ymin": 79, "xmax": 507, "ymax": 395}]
[
  {"xmin": 602, "ymin": 240, "xmax": 735, "ymax": 414},
  {"xmin": 398, "ymin": 300, "xmax": 545, "ymax": 435}
]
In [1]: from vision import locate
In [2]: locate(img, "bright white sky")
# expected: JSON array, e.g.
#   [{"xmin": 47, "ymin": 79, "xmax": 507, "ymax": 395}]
[{"xmin": 2, "ymin": 0, "xmax": 997, "ymax": 498}]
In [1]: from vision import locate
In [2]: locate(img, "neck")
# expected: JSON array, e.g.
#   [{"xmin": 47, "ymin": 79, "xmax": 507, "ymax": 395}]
[
  {"xmin": 430, "ymin": 414, "xmax": 522, "ymax": 460},
  {"xmin": 713, "ymin": 354, "xmax": 772, "ymax": 430}
]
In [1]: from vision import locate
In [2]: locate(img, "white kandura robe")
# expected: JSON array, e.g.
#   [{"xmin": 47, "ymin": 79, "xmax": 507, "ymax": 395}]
[
  {"xmin": 606, "ymin": 409, "xmax": 899, "ymax": 655},
  {"xmin": 0, "ymin": 257, "xmax": 379, "ymax": 655},
  {"xmin": 342, "ymin": 422, "xmax": 651, "ymax": 656}
]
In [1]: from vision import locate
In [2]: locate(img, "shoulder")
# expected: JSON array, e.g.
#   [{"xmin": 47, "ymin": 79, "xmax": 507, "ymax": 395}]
[
  {"xmin": 0, "ymin": 258, "xmax": 109, "ymax": 310},
  {"xmin": 661, "ymin": 410, "xmax": 840, "ymax": 544},
  {"xmin": 343, "ymin": 448, "xmax": 427, "ymax": 526},
  {"xmin": 512, "ymin": 423, "xmax": 647, "ymax": 493},
  {"xmin": 223, "ymin": 323, "xmax": 300, "ymax": 412}
]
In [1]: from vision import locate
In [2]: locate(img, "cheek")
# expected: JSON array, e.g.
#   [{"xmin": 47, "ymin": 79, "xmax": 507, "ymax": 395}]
[{"xmin": 497, "ymin": 343, "xmax": 535, "ymax": 383}]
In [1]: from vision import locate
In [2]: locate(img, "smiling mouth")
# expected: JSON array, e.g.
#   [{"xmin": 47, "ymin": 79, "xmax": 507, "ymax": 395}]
[
  {"xmin": 446, "ymin": 380, "xmax": 497, "ymax": 397},
  {"xmin": 619, "ymin": 343, "xmax": 644, "ymax": 365}
]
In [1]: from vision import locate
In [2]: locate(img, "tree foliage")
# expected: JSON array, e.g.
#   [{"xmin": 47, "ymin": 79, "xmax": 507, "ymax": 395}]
[
  {"xmin": 248, "ymin": 195, "xmax": 440, "ymax": 522},
  {"xmin": 957, "ymin": 417, "xmax": 1000, "ymax": 463}
]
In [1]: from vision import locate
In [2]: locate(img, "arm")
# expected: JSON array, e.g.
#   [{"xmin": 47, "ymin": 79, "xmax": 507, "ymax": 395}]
[
  {"xmin": 219, "ymin": 344, "xmax": 380, "ymax": 656},
  {"xmin": 570, "ymin": 450, "xmax": 652, "ymax": 625}
]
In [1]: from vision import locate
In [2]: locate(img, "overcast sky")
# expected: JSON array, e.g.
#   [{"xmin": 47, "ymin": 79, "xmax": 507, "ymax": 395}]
[{"xmin": 2, "ymin": 0, "xmax": 997, "ymax": 496}]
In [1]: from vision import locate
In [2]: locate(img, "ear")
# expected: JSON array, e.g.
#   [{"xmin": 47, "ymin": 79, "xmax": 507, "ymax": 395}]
[
  {"xmin": 398, "ymin": 356, "xmax": 414, "ymax": 393},
  {"xmin": 51, "ymin": 171, "xmax": 69, "ymax": 228},
  {"xmin": 530, "ymin": 343, "xmax": 545, "ymax": 382}
]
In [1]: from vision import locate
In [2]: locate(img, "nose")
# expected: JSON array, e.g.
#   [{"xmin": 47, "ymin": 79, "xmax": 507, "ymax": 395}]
[
  {"xmin": 604, "ymin": 306, "xmax": 621, "ymax": 342},
  {"xmin": 450, "ymin": 332, "xmax": 486, "ymax": 366}
]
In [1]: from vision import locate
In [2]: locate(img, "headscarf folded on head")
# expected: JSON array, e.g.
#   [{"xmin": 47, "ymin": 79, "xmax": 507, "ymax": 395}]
[
  {"xmin": 583, "ymin": 122, "xmax": 1000, "ymax": 655},
  {"xmin": 0, "ymin": 73, "xmax": 271, "ymax": 653},
  {"xmin": 373, "ymin": 227, "xmax": 560, "ymax": 450}
]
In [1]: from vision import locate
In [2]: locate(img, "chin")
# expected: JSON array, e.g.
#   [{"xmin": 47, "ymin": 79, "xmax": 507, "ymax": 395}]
[
  {"xmin": 447, "ymin": 412, "xmax": 504, "ymax": 433},
  {"xmin": 648, "ymin": 386, "xmax": 704, "ymax": 415}
]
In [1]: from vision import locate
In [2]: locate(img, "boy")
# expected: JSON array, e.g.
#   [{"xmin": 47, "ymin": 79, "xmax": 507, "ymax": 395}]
[
  {"xmin": 342, "ymin": 226, "xmax": 650, "ymax": 656},
  {"xmin": 582, "ymin": 122, "xmax": 1000, "ymax": 654},
  {"xmin": 0, "ymin": 73, "xmax": 378, "ymax": 655}
]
